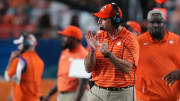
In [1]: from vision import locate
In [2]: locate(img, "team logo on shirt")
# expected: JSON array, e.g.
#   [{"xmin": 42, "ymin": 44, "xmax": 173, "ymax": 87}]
[
  {"xmin": 69, "ymin": 57, "xmax": 73, "ymax": 61},
  {"xmin": 117, "ymin": 42, "xmax": 121, "ymax": 46},
  {"xmin": 169, "ymin": 40, "xmax": 173, "ymax": 44},
  {"xmin": 144, "ymin": 42, "xmax": 149, "ymax": 46}
]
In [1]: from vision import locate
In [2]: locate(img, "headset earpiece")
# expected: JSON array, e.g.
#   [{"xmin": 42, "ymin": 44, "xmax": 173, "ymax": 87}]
[
  {"xmin": 23, "ymin": 34, "xmax": 30, "ymax": 47},
  {"xmin": 111, "ymin": 2, "xmax": 121, "ymax": 28},
  {"xmin": 20, "ymin": 33, "xmax": 31, "ymax": 54}
]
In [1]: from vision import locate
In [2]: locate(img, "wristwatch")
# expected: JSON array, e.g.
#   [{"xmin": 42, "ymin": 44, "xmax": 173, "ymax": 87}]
[{"xmin": 104, "ymin": 51, "xmax": 111, "ymax": 58}]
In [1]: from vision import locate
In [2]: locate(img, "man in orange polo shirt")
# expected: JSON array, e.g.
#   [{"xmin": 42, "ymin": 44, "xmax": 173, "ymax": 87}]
[
  {"xmin": 4, "ymin": 33, "xmax": 44, "ymax": 101},
  {"xmin": 136, "ymin": 9, "xmax": 180, "ymax": 101},
  {"xmin": 44, "ymin": 25, "xmax": 88, "ymax": 101},
  {"xmin": 84, "ymin": 2, "xmax": 139, "ymax": 101}
]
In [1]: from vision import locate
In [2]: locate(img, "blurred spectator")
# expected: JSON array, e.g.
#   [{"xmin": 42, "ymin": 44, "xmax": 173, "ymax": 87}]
[
  {"xmin": 0, "ymin": 0, "xmax": 9, "ymax": 15},
  {"xmin": 79, "ymin": 11, "xmax": 98, "ymax": 34},
  {"xmin": 0, "ymin": 0, "xmax": 178, "ymax": 39},
  {"xmin": 0, "ymin": 0, "xmax": 11, "ymax": 38},
  {"xmin": 70, "ymin": 13, "xmax": 80, "ymax": 27},
  {"xmin": 49, "ymin": 1, "xmax": 70, "ymax": 30},
  {"xmin": 3, "ymin": 5, "xmax": 35, "ymax": 38},
  {"xmin": 139, "ymin": 0, "xmax": 156, "ymax": 19},
  {"xmin": 8, "ymin": 0, "xmax": 29, "ymax": 8},
  {"xmin": 164, "ymin": 0, "xmax": 176, "ymax": 9},
  {"xmin": 0, "ymin": 14, "xmax": 12, "ymax": 38},
  {"xmin": 11, "ymin": 6, "xmax": 32, "ymax": 38},
  {"xmin": 36, "ymin": 13, "xmax": 55, "ymax": 39},
  {"xmin": 169, "ymin": 0, "xmax": 180, "ymax": 35},
  {"xmin": 30, "ymin": 0, "xmax": 50, "ymax": 25},
  {"xmin": 128, "ymin": 0, "xmax": 143, "ymax": 22}
]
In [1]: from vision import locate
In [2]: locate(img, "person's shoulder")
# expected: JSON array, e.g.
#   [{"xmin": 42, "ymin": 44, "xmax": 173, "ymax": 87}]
[
  {"xmin": 12, "ymin": 57, "xmax": 19, "ymax": 63},
  {"xmin": 61, "ymin": 49, "xmax": 69, "ymax": 54},
  {"xmin": 22, "ymin": 51, "xmax": 38, "ymax": 58},
  {"xmin": 78, "ymin": 45, "xmax": 88, "ymax": 57},
  {"xmin": 123, "ymin": 29, "xmax": 138, "ymax": 43},
  {"xmin": 137, "ymin": 32, "xmax": 149, "ymax": 41},
  {"xmin": 168, "ymin": 32, "xmax": 180, "ymax": 43},
  {"xmin": 168, "ymin": 32, "xmax": 179, "ymax": 39}
]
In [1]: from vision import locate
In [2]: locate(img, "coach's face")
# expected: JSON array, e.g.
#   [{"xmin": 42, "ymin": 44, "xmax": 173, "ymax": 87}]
[
  {"xmin": 98, "ymin": 18, "xmax": 114, "ymax": 31},
  {"xmin": 148, "ymin": 13, "xmax": 166, "ymax": 40}
]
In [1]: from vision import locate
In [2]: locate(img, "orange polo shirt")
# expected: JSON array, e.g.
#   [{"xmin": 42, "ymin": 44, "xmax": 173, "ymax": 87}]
[
  {"xmin": 136, "ymin": 31, "xmax": 180, "ymax": 101},
  {"xmin": 57, "ymin": 44, "xmax": 88, "ymax": 92},
  {"xmin": 92, "ymin": 27, "xmax": 139, "ymax": 88},
  {"xmin": 7, "ymin": 50, "xmax": 44, "ymax": 101}
]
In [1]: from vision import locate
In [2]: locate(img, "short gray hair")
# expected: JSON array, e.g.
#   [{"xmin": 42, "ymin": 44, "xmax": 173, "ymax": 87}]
[{"xmin": 147, "ymin": 9, "xmax": 165, "ymax": 21}]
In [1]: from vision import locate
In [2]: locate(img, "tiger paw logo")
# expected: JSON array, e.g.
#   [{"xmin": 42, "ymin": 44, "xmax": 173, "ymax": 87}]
[{"xmin": 100, "ymin": 6, "xmax": 107, "ymax": 11}]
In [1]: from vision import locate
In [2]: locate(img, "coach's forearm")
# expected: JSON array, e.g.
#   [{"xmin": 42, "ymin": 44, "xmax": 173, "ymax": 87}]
[
  {"xmin": 107, "ymin": 52, "xmax": 133, "ymax": 74},
  {"xmin": 84, "ymin": 51, "xmax": 96, "ymax": 73}
]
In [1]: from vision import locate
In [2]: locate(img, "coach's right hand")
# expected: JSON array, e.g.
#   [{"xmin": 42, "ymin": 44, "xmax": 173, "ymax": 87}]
[
  {"xmin": 10, "ymin": 51, "xmax": 20, "ymax": 59},
  {"xmin": 85, "ymin": 30, "xmax": 98, "ymax": 52}
]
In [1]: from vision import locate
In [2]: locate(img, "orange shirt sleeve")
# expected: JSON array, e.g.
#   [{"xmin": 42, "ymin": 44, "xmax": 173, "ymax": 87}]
[
  {"xmin": 7, "ymin": 58, "xmax": 19, "ymax": 77},
  {"xmin": 123, "ymin": 35, "xmax": 139, "ymax": 66}
]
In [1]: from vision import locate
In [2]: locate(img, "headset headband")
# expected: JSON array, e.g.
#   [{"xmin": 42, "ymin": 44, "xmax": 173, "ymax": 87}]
[{"xmin": 111, "ymin": 2, "xmax": 121, "ymax": 28}]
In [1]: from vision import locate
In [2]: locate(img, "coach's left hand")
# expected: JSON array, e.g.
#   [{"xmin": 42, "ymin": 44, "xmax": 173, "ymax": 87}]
[
  {"xmin": 163, "ymin": 69, "xmax": 180, "ymax": 86},
  {"xmin": 100, "ymin": 40, "xmax": 110, "ymax": 56}
]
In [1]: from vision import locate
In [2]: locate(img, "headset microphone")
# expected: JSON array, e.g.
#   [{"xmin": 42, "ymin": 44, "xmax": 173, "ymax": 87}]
[{"xmin": 99, "ymin": 27, "xmax": 105, "ymax": 30}]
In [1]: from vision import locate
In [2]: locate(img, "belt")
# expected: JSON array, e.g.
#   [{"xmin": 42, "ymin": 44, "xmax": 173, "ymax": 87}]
[
  {"xmin": 94, "ymin": 84, "xmax": 133, "ymax": 91},
  {"xmin": 59, "ymin": 91, "xmax": 74, "ymax": 94},
  {"xmin": 60, "ymin": 92, "xmax": 69, "ymax": 94}
]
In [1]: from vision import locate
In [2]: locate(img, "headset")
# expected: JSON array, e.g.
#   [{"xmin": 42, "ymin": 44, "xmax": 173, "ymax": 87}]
[
  {"xmin": 20, "ymin": 33, "xmax": 31, "ymax": 54},
  {"xmin": 111, "ymin": 2, "xmax": 121, "ymax": 28}
]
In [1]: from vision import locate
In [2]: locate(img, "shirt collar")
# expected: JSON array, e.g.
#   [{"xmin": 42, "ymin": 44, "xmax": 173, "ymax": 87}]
[
  {"xmin": 147, "ymin": 30, "xmax": 169, "ymax": 43},
  {"xmin": 104, "ymin": 27, "xmax": 127, "ymax": 40}
]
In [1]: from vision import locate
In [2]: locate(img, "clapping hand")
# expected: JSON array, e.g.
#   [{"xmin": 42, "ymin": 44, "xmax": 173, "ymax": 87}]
[
  {"xmin": 100, "ymin": 40, "xmax": 110, "ymax": 57},
  {"xmin": 85, "ymin": 30, "xmax": 98, "ymax": 52}
]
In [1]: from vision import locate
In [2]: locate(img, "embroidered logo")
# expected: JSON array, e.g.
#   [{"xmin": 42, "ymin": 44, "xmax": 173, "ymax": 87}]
[
  {"xmin": 144, "ymin": 42, "xmax": 149, "ymax": 46},
  {"xmin": 117, "ymin": 42, "xmax": 121, "ymax": 46},
  {"xmin": 169, "ymin": 40, "xmax": 173, "ymax": 44}
]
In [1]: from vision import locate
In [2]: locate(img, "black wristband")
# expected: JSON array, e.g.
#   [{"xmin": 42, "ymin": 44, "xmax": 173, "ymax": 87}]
[{"xmin": 104, "ymin": 51, "xmax": 111, "ymax": 58}]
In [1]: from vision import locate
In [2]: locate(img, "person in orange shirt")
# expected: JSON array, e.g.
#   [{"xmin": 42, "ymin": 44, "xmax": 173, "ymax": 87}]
[
  {"xmin": 4, "ymin": 33, "xmax": 44, "ymax": 101},
  {"xmin": 126, "ymin": 21, "xmax": 142, "ymax": 36},
  {"xmin": 44, "ymin": 25, "xmax": 88, "ymax": 101},
  {"xmin": 136, "ymin": 9, "xmax": 180, "ymax": 101},
  {"xmin": 85, "ymin": 2, "xmax": 139, "ymax": 101}
]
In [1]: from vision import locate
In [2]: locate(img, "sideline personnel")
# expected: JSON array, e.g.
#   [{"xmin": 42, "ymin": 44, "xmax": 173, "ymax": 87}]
[
  {"xmin": 85, "ymin": 3, "xmax": 139, "ymax": 101},
  {"xmin": 4, "ymin": 33, "xmax": 44, "ymax": 101}
]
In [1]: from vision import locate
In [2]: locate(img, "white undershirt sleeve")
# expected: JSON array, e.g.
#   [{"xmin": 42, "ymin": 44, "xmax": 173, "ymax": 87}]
[{"xmin": 14, "ymin": 58, "xmax": 26, "ymax": 85}]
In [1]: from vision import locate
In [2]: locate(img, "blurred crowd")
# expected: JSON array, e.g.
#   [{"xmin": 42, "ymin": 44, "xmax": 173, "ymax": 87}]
[{"xmin": 0, "ymin": 0, "xmax": 180, "ymax": 39}]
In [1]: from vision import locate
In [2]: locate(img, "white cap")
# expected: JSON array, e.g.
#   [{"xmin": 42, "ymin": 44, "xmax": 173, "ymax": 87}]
[
  {"xmin": 13, "ymin": 36, "xmax": 24, "ymax": 45},
  {"xmin": 147, "ymin": 9, "xmax": 165, "ymax": 21},
  {"xmin": 13, "ymin": 34, "xmax": 37, "ymax": 46}
]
